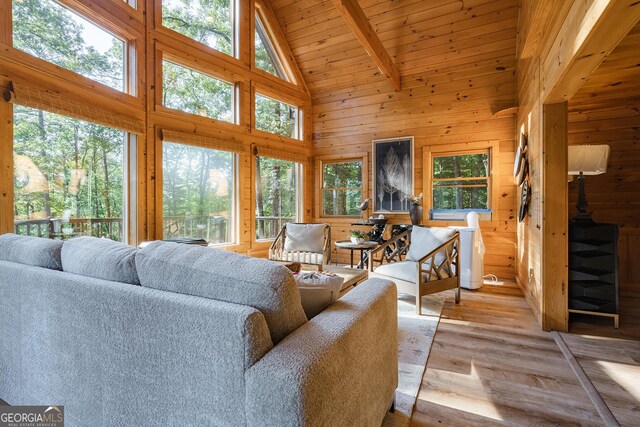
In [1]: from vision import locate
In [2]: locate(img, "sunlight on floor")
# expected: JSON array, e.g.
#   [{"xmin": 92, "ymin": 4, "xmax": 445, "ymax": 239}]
[
  {"xmin": 597, "ymin": 360, "xmax": 640, "ymax": 401},
  {"xmin": 421, "ymin": 363, "xmax": 504, "ymax": 421}
]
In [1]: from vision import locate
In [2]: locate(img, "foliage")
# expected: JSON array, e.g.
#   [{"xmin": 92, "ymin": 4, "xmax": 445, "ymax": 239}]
[
  {"xmin": 407, "ymin": 192, "xmax": 423, "ymax": 205},
  {"xmin": 322, "ymin": 161, "xmax": 362, "ymax": 216},
  {"xmin": 255, "ymin": 157, "xmax": 297, "ymax": 239},
  {"xmin": 349, "ymin": 230, "xmax": 366, "ymax": 238},
  {"xmin": 162, "ymin": 142, "xmax": 233, "ymax": 242},
  {"xmin": 162, "ymin": 60, "xmax": 233, "ymax": 122},
  {"xmin": 162, "ymin": 0, "xmax": 233, "ymax": 56},
  {"xmin": 13, "ymin": 0, "xmax": 125, "ymax": 91},
  {"xmin": 255, "ymin": 17, "xmax": 284, "ymax": 79},
  {"xmin": 432, "ymin": 153, "xmax": 489, "ymax": 210},
  {"xmin": 255, "ymin": 94, "xmax": 296, "ymax": 138}
]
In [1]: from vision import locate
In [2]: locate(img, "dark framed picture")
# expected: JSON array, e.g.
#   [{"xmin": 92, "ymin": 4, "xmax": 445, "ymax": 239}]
[{"xmin": 372, "ymin": 137, "xmax": 414, "ymax": 213}]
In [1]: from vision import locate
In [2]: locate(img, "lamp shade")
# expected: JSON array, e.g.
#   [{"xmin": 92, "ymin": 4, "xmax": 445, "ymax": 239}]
[{"xmin": 568, "ymin": 145, "xmax": 610, "ymax": 175}]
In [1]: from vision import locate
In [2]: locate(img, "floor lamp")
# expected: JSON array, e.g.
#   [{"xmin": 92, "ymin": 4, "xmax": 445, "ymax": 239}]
[{"xmin": 568, "ymin": 145, "xmax": 610, "ymax": 223}]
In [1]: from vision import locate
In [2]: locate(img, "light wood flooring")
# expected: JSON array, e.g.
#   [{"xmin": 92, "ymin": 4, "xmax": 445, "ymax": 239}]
[{"xmin": 410, "ymin": 280, "xmax": 640, "ymax": 426}]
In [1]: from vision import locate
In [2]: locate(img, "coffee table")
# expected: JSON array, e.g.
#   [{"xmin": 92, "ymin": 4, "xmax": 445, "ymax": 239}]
[{"xmin": 298, "ymin": 265, "xmax": 368, "ymax": 297}]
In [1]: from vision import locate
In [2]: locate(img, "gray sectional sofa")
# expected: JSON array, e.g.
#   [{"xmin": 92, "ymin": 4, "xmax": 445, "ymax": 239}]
[{"xmin": 0, "ymin": 234, "xmax": 398, "ymax": 426}]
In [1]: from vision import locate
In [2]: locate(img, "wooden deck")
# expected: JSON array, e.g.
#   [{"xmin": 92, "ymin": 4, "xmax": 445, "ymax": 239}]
[{"xmin": 410, "ymin": 280, "xmax": 640, "ymax": 426}]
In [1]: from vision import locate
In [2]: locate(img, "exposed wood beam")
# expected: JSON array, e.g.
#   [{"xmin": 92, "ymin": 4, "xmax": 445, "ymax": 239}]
[
  {"xmin": 543, "ymin": 0, "xmax": 640, "ymax": 103},
  {"xmin": 542, "ymin": 102, "xmax": 569, "ymax": 332},
  {"xmin": 329, "ymin": 0, "xmax": 401, "ymax": 91}
]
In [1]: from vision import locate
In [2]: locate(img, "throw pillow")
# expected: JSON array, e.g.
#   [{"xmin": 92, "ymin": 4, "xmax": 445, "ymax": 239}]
[
  {"xmin": 294, "ymin": 272, "xmax": 345, "ymax": 319},
  {"xmin": 283, "ymin": 223, "xmax": 326, "ymax": 254},
  {"xmin": 0, "ymin": 233, "xmax": 63, "ymax": 270},
  {"xmin": 405, "ymin": 226, "xmax": 457, "ymax": 266},
  {"xmin": 61, "ymin": 236, "xmax": 140, "ymax": 285}
]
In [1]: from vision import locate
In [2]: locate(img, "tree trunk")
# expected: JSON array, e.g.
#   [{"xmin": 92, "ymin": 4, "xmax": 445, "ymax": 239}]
[
  {"xmin": 270, "ymin": 165, "xmax": 281, "ymax": 230},
  {"xmin": 37, "ymin": 110, "xmax": 51, "ymax": 218},
  {"xmin": 74, "ymin": 125, "xmax": 81, "ymax": 218},
  {"xmin": 255, "ymin": 158, "xmax": 265, "ymax": 238},
  {"xmin": 197, "ymin": 149, "xmax": 208, "ymax": 217},
  {"xmin": 102, "ymin": 144, "xmax": 111, "ymax": 218},
  {"xmin": 453, "ymin": 156, "xmax": 463, "ymax": 209}
]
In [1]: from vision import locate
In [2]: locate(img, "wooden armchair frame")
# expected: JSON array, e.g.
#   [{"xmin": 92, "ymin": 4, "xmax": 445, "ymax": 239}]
[
  {"xmin": 269, "ymin": 223, "xmax": 331, "ymax": 270},
  {"xmin": 368, "ymin": 230, "xmax": 460, "ymax": 314}
]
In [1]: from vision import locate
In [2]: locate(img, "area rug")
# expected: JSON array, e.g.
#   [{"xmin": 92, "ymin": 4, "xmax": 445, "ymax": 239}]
[{"xmin": 382, "ymin": 294, "xmax": 446, "ymax": 426}]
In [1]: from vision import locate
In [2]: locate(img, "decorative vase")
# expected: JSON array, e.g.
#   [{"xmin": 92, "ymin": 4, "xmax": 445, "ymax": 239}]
[
  {"xmin": 350, "ymin": 237, "xmax": 364, "ymax": 244},
  {"xmin": 409, "ymin": 204, "xmax": 423, "ymax": 225}
]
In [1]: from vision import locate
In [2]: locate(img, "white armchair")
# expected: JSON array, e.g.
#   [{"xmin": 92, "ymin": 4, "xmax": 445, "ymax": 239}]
[
  {"xmin": 269, "ymin": 223, "xmax": 331, "ymax": 270},
  {"xmin": 368, "ymin": 226, "xmax": 460, "ymax": 314}
]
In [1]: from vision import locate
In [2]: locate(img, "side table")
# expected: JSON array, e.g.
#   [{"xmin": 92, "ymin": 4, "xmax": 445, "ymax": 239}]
[{"xmin": 334, "ymin": 240, "xmax": 378, "ymax": 269}]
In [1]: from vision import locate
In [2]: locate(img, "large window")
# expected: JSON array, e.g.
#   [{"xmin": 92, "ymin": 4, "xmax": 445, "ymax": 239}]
[
  {"xmin": 321, "ymin": 160, "xmax": 363, "ymax": 216},
  {"xmin": 255, "ymin": 156, "xmax": 299, "ymax": 240},
  {"xmin": 13, "ymin": 106, "xmax": 127, "ymax": 241},
  {"xmin": 163, "ymin": 142, "xmax": 235, "ymax": 244},
  {"xmin": 255, "ymin": 94, "xmax": 298, "ymax": 139},
  {"xmin": 162, "ymin": 0, "xmax": 234, "ymax": 57},
  {"xmin": 162, "ymin": 60, "xmax": 234, "ymax": 123},
  {"xmin": 429, "ymin": 150, "xmax": 491, "ymax": 220},
  {"xmin": 13, "ymin": 0, "xmax": 126, "ymax": 92},
  {"xmin": 255, "ymin": 15, "xmax": 287, "ymax": 80}
]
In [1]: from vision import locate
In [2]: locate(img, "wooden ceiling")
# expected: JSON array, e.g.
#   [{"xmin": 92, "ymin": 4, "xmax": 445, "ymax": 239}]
[
  {"xmin": 570, "ymin": 21, "xmax": 640, "ymax": 114},
  {"xmin": 270, "ymin": 0, "xmax": 519, "ymax": 98}
]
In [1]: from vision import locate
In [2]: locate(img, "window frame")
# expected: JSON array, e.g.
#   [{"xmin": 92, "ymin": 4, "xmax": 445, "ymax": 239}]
[
  {"xmin": 253, "ymin": 89, "xmax": 302, "ymax": 140},
  {"xmin": 159, "ymin": 138, "xmax": 239, "ymax": 246},
  {"xmin": 11, "ymin": 0, "xmax": 138, "ymax": 95},
  {"xmin": 423, "ymin": 141, "xmax": 499, "ymax": 223},
  {"xmin": 158, "ymin": 51, "xmax": 239, "ymax": 125},
  {"xmin": 317, "ymin": 153, "xmax": 369, "ymax": 218},
  {"xmin": 11, "ymin": 105, "xmax": 135, "ymax": 244},
  {"xmin": 253, "ymin": 154, "xmax": 304, "ymax": 242},
  {"xmin": 158, "ymin": 0, "xmax": 238, "ymax": 60}
]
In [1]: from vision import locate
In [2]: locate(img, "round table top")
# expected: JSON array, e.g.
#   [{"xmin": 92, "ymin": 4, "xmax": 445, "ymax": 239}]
[{"xmin": 335, "ymin": 240, "xmax": 378, "ymax": 249}]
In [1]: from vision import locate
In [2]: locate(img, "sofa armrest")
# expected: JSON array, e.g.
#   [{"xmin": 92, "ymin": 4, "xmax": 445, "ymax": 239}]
[{"xmin": 245, "ymin": 278, "xmax": 398, "ymax": 426}]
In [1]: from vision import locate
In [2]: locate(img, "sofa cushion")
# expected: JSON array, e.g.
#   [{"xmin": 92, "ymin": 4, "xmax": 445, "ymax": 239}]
[
  {"xmin": 406, "ymin": 226, "xmax": 457, "ymax": 265},
  {"xmin": 294, "ymin": 272, "xmax": 344, "ymax": 319},
  {"xmin": 284, "ymin": 223, "xmax": 326, "ymax": 254},
  {"xmin": 136, "ymin": 242, "xmax": 307, "ymax": 344},
  {"xmin": 0, "ymin": 233, "xmax": 63, "ymax": 270},
  {"xmin": 61, "ymin": 236, "xmax": 140, "ymax": 285}
]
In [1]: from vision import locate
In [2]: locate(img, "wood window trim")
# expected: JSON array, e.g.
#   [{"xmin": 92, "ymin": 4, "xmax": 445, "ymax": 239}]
[
  {"xmin": 252, "ymin": 85, "xmax": 303, "ymax": 141},
  {"xmin": 155, "ymin": 130, "xmax": 242, "ymax": 247},
  {"xmin": 422, "ymin": 140, "xmax": 500, "ymax": 227},
  {"xmin": 315, "ymin": 153, "xmax": 369, "ymax": 219}
]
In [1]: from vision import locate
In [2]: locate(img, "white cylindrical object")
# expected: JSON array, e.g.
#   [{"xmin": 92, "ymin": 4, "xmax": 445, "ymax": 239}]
[{"xmin": 449, "ymin": 212, "xmax": 485, "ymax": 290}]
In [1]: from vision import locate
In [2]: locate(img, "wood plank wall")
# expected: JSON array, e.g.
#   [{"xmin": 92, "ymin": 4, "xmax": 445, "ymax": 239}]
[
  {"xmin": 272, "ymin": 0, "xmax": 520, "ymax": 278},
  {"xmin": 0, "ymin": 0, "xmax": 314, "ymax": 256},
  {"xmin": 515, "ymin": 0, "xmax": 573, "ymax": 324}
]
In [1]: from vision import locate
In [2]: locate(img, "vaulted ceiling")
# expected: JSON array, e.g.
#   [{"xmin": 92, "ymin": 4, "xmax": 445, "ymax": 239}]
[{"xmin": 270, "ymin": 0, "xmax": 519, "ymax": 99}]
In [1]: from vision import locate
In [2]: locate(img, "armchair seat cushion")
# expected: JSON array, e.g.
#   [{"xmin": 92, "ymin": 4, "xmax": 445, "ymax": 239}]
[
  {"xmin": 374, "ymin": 260, "xmax": 453, "ymax": 283},
  {"xmin": 273, "ymin": 252, "xmax": 323, "ymax": 265}
]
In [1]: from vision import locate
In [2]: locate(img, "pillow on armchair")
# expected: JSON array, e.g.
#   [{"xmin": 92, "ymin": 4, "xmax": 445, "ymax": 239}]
[
  {"xmin": 406, "ymin": 226, "xmax": 457, "ymax": 266},
  {"xmin": 284, "ymin": 223, "xmax": 326, "ymax": 253}
]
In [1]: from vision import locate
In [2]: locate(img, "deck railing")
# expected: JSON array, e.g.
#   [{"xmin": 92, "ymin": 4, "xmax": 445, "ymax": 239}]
[
  {"xmin": 255, "ymin": 216, "xmax": 295, "ymax": 240},
  {"xmin": 14, "ymin": 218, "xmax": 123, "ymax": 241},
  {"xmin": 14, "ymin": 215, "xmax": 291, "ymax": 243},
  {"xmin": 162, "ymin": 215, "xmax": 228, "ymax": 243}
]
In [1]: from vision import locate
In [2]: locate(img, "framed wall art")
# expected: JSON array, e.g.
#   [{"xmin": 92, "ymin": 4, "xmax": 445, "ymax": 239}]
[{"xmin": 372, "ymin": 136, "xmax": 414, "ymax": 213}]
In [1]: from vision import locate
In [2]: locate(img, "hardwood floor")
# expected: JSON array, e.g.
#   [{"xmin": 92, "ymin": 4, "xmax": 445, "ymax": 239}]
[{"xmin": 410, "ymin": 280, "xmax": 640, "ymax": 426}]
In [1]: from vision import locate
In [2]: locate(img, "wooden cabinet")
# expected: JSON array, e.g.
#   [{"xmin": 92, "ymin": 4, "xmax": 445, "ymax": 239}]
[{"xmin": 568, "ymin": 222, "xmax": 619, "ymax": 327}]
